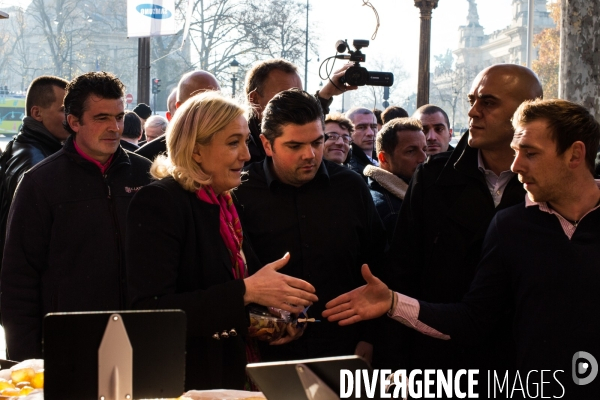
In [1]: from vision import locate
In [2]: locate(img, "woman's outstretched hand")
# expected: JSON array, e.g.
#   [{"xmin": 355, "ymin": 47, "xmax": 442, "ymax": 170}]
[
  {"xmin": 244, "ymin": 253, "xmax": 318, "ymax": 314},
  {"xmin": 322, "ymin": 264, "xmax": 391, "ymax": 326}
]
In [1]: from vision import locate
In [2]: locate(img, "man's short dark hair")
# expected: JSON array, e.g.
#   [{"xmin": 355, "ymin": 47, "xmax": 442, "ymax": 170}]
[
  {"xmin": 63, "ymin": 71, "xmax": 125, "ymax": 135},
  {"xmin": 132, "ymin": 103, "xmax": 152, "ymax": 120},
  {"xmin": 122, "ymin": 111, "xmax": 142, "ymax": 139},
  {"xmin": 381, "ymin": 106, "xmax": 409, "ymax": 124},
  {"xmin": 25, "ymin": 75, "xmax": 68, "ymax": 117},
  {"xmin": 376, "ymin": 117, "xmax": 423, "ymax": 155},
  {"xmin": 244, "ymin": 59, "xmax": 298, "ymax": 99},
  {"xmin": 261, "ymin": 88, "xmax": 324, "ymax": 143},
  {"xmin": 414, "ymin": 104, "xmax": 450, "ymax": 129},
  {"xmin": 512, "ymin": 99, "xmax": 600, "ymax": 175},
  {"xmin": 373, "ymin": 108, "xmax": 383, "ymax": 125}
]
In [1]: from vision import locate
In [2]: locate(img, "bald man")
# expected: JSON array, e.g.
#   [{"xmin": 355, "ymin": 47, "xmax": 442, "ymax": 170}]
[
  {"xmin": 136, "ymin": 71, "xmax": 221, "ymax": 160},
  {"xmin": 176, "ymin": 70, "xmax": 220, "ymax": 108},
  {"xmin": 375, "ymin": 65, "xmax": 543, "ymax": 381}
]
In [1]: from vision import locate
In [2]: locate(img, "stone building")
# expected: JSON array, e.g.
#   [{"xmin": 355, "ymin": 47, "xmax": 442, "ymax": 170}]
[
  {"xmin": 454, "ymin": 0, "xmax": 554, "ymax": 70},
  {"xmin": 431, "ymin": 0, "xmax": 555, "ymax": 130}
]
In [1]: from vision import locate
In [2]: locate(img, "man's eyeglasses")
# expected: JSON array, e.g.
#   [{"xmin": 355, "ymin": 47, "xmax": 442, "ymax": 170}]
[{"xmin": 324, "ymin": 133, "xmax": 353, "ymax": 144}]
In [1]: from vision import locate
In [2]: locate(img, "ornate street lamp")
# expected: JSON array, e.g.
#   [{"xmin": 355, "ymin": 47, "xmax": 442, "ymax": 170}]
[{"xmin": 229, "ymin": 58, "xmax": 240, "ymax": 98}]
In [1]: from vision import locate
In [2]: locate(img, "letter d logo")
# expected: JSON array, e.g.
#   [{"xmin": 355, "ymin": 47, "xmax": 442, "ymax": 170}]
[{"xmin": 572, "ymin": 351, "xmax": 598, "ymax": 385}]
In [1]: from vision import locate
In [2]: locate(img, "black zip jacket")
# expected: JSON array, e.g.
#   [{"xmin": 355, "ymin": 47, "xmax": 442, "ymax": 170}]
[
  {"xmin": 0, "ymin": 119, "xmax": 63, "ymax": 268},
  {"xmin": 0, "ymin": 136, "xmax": 152, "ymax": 360}
]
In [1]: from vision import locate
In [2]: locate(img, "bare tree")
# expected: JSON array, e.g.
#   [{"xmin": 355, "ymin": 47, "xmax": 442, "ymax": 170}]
[
  {"xmin": 4, "ymin": 8, "xmax": 38, "ymax": 92},
  {"xmin": 183, "ymin": 0, "xmax": 319, "ymax": 95},
  {"xmin": 26, "ymin": 0, "xmax": 97, "ymax": 79},
  {"xmin": 0, "ymin": 9, "xmax": 15, "ymax": 88},
  {"xmin": 187, "ymin": 0, "xmax": 260, "ymax": 83},
  {"xmin": 430, "ymin": 50, "xmax": 475, "ymax": 131},
  {"xmin": 241, "ymin": 0, "xmax": 317, "ymax": 66},
  {"xmin": 348, "ymin": 57, "xmax": 409, "ymax": 110}
]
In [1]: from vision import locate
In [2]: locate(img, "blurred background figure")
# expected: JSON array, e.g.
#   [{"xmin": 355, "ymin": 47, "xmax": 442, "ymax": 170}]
[
  {"xmin": 373, "ymin": 108, "xmax": 383, "ymax": 132},
  {"xmin": 166, "ymin": 88, "xmax": 178, "ymax": 121},
  {"xmin": 381, "ymin": 106, "xmax": 409, "ymax": 124},
  {"xmin": 132, "ymin": 103, "xmax": 152, "ymax": 126},
  {"xmin": 144, "ymin": 115, "xmax": 168, "ymax": 143},
  {"xmin": 120, "ymin": 111, "xmax": 143, "ymax": 151}
]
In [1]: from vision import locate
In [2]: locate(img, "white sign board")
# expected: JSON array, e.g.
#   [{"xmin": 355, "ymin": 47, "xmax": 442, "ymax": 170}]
[{"xmin": 127, "ymin": 0, "xmax": 177, "ymax": 38}]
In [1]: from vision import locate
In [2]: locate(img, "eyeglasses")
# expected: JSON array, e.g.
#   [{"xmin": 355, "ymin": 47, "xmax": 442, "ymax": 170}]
[{"xmin": 324, "ymin": 133, "xmax": 353, "ymax": 144}]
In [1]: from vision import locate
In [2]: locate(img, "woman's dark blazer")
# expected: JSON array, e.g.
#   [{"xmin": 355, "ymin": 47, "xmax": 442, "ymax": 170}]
[{"xmin": 126, "ymin": 176, "xmax": 261, "ymax": 390}]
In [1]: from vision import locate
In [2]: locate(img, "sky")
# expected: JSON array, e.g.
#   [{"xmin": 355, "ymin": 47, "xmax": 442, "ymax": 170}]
[
  {"xmin": 1, "ymin": 0, "xmax": 523, "ymax": 108},
  {"xmin": 307, "ymin": 0, "xmax": 515, "ymax": 109}
]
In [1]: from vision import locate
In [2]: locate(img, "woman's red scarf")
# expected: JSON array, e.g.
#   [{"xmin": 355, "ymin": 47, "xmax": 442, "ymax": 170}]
[
  {"xmin": 196, "ymin": 186, "xmax": 247, "ymax": 279},
  {"xmin": 196, "ymin": 185, "xmax": 260, "ymax": 389}
]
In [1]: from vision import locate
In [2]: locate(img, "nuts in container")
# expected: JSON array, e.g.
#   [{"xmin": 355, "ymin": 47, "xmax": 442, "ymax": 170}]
[{"xmin": 247, "ymin": 306, "xmax": 292, "ymax": 342}]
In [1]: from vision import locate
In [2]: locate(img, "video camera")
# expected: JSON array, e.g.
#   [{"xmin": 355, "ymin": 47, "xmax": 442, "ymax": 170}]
[{"xmin": 335, "ymin": 39, "xmax": 394, "ymax": 87}]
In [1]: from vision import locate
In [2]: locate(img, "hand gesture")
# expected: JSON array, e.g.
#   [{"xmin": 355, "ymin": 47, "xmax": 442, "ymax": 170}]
[
  {"xmin": 244, "ymin": 253, "xmax": 318, "ymax": 314},
  {"xmin": 322, "ymin": 264, "xmax": 391, "ymax": 326}
]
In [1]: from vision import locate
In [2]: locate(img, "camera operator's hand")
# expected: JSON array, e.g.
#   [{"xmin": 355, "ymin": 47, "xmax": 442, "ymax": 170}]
[{"xmin": 319, "ymin": 63, "xmax": 359, "ymax": 99}]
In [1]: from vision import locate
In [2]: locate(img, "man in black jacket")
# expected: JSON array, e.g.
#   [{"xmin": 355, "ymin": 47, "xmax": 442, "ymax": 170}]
[
  {"xmin": 345, "ymin": 107, "xmax": 379, "ymax": 180},
  {"xmin": 365, "ymin": 118, "xmax": 426, "ymax": 242},
  {"xmin": 376, "ymin": 64, "xmax": 543, "ymax": 384},
  {"xmin": 235, "ymin": 89, "xmax": 386, "ymax": 363},
  {"xmin": 0, "ymin": 75, "xmax": 69, "ymax": 269},
  {"xmin": 1, "ymin": 72, "xmax": 152, "ymax": 360},
  {"xmin": 324, "ymin": 98, "xmax": 600, "ymax": 398}
]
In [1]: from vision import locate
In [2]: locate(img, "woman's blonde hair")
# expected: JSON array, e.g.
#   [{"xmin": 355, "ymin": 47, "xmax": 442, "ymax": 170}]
[{"xmin": 151, "ymin": 91, "xmax": 246, "ymax": 192}]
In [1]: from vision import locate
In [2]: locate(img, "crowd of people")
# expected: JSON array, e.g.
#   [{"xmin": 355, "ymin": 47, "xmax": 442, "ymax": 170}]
[{"xmin": 0, "ymin": 57, "xmax": 598, "ymax": 398}]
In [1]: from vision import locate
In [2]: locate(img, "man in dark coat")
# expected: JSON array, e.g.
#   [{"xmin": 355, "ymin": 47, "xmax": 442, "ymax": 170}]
[
  {"xmin": 365, "ymin": 117, "xmax": 426, "ymax": 241},
  {"xmin": 377, "ymin": 64, "xmax": 544, "ymax": 386},
  {"xmin": 345, "ymin": 107, "xmax": 378, "ymax": 180},
  {"xmin": 324, "ymin": 98, "xmax": 600, "ymax": 398},
  {"xmin": 235, "ymin": 89, "xmax": 386, "ymax": 363},
  {"xmin": 1, "ymin": 72, "xmax": 152, "ymax": 360},
  {"xmin": 0, "ymin": 75, "xmax": 69, "ymax": 268}
]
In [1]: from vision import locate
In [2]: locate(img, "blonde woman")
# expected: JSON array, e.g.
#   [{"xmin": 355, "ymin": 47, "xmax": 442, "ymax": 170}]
[{"xmin": 126, "ymin": 92, "xmax": 317, "ymax": 390}]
